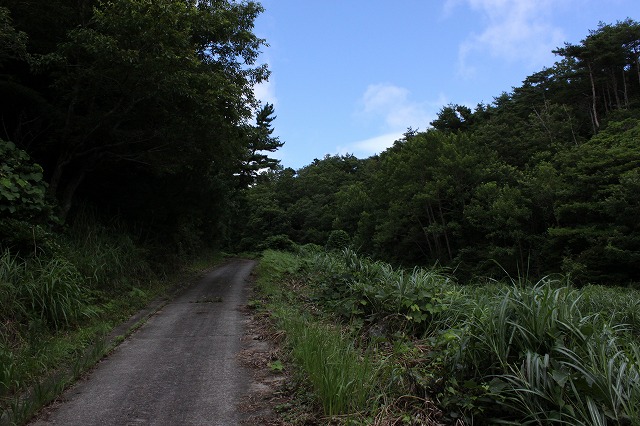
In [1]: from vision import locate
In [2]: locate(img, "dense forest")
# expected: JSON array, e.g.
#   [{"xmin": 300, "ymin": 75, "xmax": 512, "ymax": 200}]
[
  {"xmin": 1, "ymin": 0, "xmax": 281, "ymax": 258},
  {"xmin": 237, "ymin": 19, "xmax": 640, "ymax": 286}
]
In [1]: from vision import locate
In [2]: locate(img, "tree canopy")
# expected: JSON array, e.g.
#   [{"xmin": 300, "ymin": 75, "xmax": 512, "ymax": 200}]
[{"xmin": 1, "ymin": 0, "xmax": 280, "ymax": 253}]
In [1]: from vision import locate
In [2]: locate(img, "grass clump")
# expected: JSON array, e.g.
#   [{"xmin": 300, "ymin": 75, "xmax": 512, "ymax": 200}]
[
  {"xmin": 278, "ymin": 309, "xmax": 378, "ymax": 416},
  {"xmin": 441, "ymin": 279, "xmax": 640, "ymax": 423}
]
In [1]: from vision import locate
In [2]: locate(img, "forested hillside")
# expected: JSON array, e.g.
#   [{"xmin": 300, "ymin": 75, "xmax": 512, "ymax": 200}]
[{"xmin": 238, "ymin": 19, "xmax": 640, "ymax": 285}]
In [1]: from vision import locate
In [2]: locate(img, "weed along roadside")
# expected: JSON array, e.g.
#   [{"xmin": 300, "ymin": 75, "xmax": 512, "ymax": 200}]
[
  {"xmin": 1, "ymin": 296, "xmax": 167, "ymax": 425},
  {"xmin": 253, "ymin": 247, "xmax": 640, "ymax": 425},
  {"xmin": 0, "ymin": 243, "xmax": 228, "ymax": 426}
]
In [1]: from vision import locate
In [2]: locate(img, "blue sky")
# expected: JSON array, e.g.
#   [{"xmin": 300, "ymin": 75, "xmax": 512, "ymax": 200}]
[{"xmin": 252, "ymin": 0, "xmax": 640, "ymax": 170}]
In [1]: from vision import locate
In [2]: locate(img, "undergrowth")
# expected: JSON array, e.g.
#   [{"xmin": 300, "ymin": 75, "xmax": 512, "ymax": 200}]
[{"xmin": 255, "ymin": 247, "xmax": 640, "ymax": 425}]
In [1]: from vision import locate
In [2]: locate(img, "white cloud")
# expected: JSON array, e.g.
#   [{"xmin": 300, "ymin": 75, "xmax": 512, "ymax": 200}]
[
  {"xmin": 450, "ymin": 0, "xmax": 567, "ymax": 76},
  {"xmin": 253, "ymin": 77, "xmax": 278, "ymax": 107},
  {"xmin": 356, "ymin": 83, "xmax": 439, "ymax": 130},
  {"xmin": 337, "ymin": 131, "xmax": 405, "ymax": 158},
  {"xmin": 340, "ymin": 84, "xmax": 447, "ymax": 157}
]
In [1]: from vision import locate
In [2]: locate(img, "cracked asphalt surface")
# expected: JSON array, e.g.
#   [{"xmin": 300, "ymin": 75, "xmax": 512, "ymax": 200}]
[{"xmin": 31, "ymin": 259, "xmax": 258, "ymax": 426}]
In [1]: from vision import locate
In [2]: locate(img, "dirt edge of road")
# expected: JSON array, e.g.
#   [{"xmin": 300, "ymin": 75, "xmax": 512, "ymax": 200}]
[{"xmin": 237, "ymin": 272, "xmax": 289, "ymax": 425}]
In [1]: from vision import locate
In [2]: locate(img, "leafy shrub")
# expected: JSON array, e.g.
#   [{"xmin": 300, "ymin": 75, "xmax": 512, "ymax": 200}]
[
  {"xmin": 325, "ymin": 229, "xmax": 350, "ymax": 251},
  {"xmin": 306, "ymin": 249, "xmax": 453, "ymax": 335},
  {"xmin": 256, "ymin": 249, "xmax": 301, "ymax": 278},
  {"xmin": 0, "ymin": 219, "xmax": 60, "ymax": 256},
  {"xmin": 0, "ymin": 139, "xmax": 56, "ymax": 254},
  {"xmin": 259, "ymin": 234, "xmax": 297, "ymax": 252},
  {"xmin": 0, "ymin": 139, "xmax": 49, "ymax": 220},
  {"xmin": 297, "ymin": 243, "xmax": 323, "ymax": 256}
]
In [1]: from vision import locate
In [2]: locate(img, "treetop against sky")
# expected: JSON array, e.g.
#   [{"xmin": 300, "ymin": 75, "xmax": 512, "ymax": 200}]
[{"xmin": 253, "ymin": 0, "xmax": 640, "ymax": 169}]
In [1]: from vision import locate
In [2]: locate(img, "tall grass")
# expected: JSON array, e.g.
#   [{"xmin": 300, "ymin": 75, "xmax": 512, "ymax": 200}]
[
  {"xmin": 277, "ymin": 308, "xmax": 379, "ymax": 416},
  {"xmin": 436, "ymin": 278, "xmax": 640, "ymax": 424},
  {"xmin": 579, "ymin": 284, "xmax": 640, "ymax": 336},
  {"xmin": 296, "ymin": 248, "xmax": 640, "ymax": 424},
  {"xmin": 62, "ymin": 209, "xmax": 152, "ymax": 290},
  {"xmin": 257, "ymin": 250, "xmax": 381, "ymax": 417},
  {"xmin": 0, "ymin": 248, "xmax": 90, "ymax": 406},
  {"xmin": 23, "ymin": 256, "xmax": 88, "ymax": 330},
  {"xmin": 0, "ymin": 250, "xmax": 87, "ymax": 331},
  {"xmin": 0, "ymin": 249, "xmax": 26, "ymax": 323},
  {"xmin": 503, "ymin": 333, "xmax": 640, "ymax": 425}
]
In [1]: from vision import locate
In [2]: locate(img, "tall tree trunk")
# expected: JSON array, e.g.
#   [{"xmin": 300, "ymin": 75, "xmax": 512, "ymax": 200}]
[
  {"xmin": 48, "ymin": 153, "xmax": 69, "ymax": 199},
  {"xmin": 610, "ymin": 69, "xmax": 621, "ymax": 109},
  {"xmin": 437, "ymin": 200, "xmax": 453, "ymax": 262},
  {"xmin": 417, "ymin": 216, "xmax": 435, "ymax": 258},
  {"xmin": 58, "ymin": 168, "xmax": 87, "ymax": 222},
  {"xmin": 533, "ymin": 106, "xmax": 554, "ymax": 144},
  {"xmin": 622, "ymin": 67, "xmax": 629, "ymax": 108},
  {"xmin": 588, "ymin": 62, "xmax": 600, "ymax": 129},
  {"xmin": 426, "ymin": 203, "xmax": 442, "ymax": 260},
  {"xmin": 589, "ymin": 108, "xmax": 597, "ymax": 135},
  {"xmin": 563, "ymin": 105, "xmax": 579, "ymax": 145}
]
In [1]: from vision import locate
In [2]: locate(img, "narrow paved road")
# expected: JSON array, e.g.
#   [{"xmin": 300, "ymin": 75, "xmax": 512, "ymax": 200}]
[{"xmin": 31, "ymin": 259, "xmax": 257, "ymax": 426}]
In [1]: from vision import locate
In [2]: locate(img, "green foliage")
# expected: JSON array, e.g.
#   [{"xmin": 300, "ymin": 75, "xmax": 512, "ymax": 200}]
[
  {"xmin": 430, "ymin": 103, "xmax": 474, "ymax": 133},
  {"xmin": 255, "ymin": 249, "xmax": 381, "ymax": 417},
  {"xmin": 61, "ymin": 208, "xmax": 153, "ymax": 290},
  {"xmin": 238, "ymin": 103, "xmax": 284, "ymax": 187},
  {"xmin": 268, "ymin": 359, "xmax": 284, "ymax": 372},
  {"xmin": 285, "ymin": 248, "xmax": 640, "ymax": 423},
  {"xmin": 503, "ymin": 338, "xmax": 640, "ymax": 425},
  {"xmin": 259, "ymin": 234, "xmax": 297, "ymax": 252},
  {"xmin": 0, "ymin": 216, "xmax": 213, "ymax": 418},
  {"xmin": 1, "ymin": 0, "xmax": 278, "ymax": 254},
  {"xmin": 234, "ymin": 155, "xmax": 366, "ymax": 250},
  {"xmin": 551, "ymin": 118, "xmax": 640, "ymax": 283},
  {"xmin": 0, "ymin": 248, "xmax": 25, "ymax": 324},
  {"xmin": 325, "ymin": 229, "xmax": 350, "ymax": 251},
  {"xmin": 21, "ymin": 255, "xmax": 88, "ymax": 330},
  {"xmin": 0, "ymin": 6, "xmax": 26, "ymax": 64},
  {"xmin": 429, "ymin": 279, "xmax": 640, "ymax": 423},
  {"xmin": 278, "ymin": 310, "xmax": 379, "ymax": 416},
  {"xmin": 0, "ymin": 139, "xmax": 59, "ymax": 256},
  {"xmin": 256, "ymin": 249, "xmax": 302, "ymax": 282},
  {"xmin": 0, "ymin": 139, "xmax": 49, "ymax": 219},
  {"xmin": 0, "ymin": 249, "xmax": 87, "ymax": 332},
  {"xmin": 304, "ymin": 249, "xmax": 455, "ymax": 336}
]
